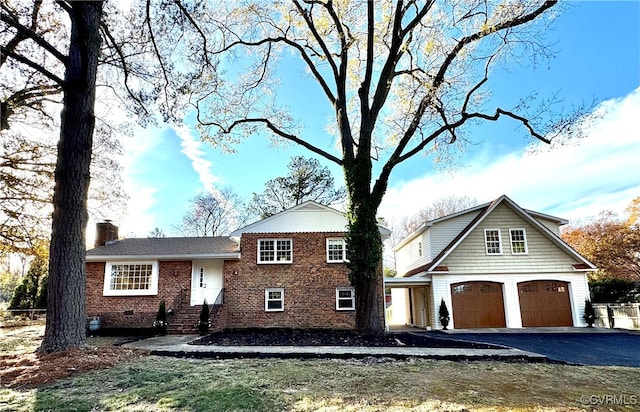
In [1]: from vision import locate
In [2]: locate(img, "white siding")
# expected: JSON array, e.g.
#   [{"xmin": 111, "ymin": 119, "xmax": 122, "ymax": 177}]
[
  {"xmin": 389, "ymin": 288, "xmax": 409, "ymax": 325},
  {"xmin": 395, "ymin": 231, "xmax": 432, "ymax": 275},
  {"xmin": 394, "ymin": 210, "xmax": 479, "ymax": 276},
  {"xmin": 442, "ymin": 204, "xmax": 578, "ymax": 274},
  {"xmin": 238, "ymin": 208, "xmax": 349, "ymax": 234},
  {"xmin": 534, "ymin": 217, "xmax": 562, "ymax": 236},
  {"xmin": 429, "ymin": 211, "xmax": 480, "ymax": 258}
]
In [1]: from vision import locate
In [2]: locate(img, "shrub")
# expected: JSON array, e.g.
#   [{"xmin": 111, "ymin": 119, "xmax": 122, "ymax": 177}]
[
  {"xmin": 199, "ymin": 299, "xmax": 210, "ymax": 335},
  {"xmin": 439, "ymin": 299, "xmax": 450, "ymax": 330},
  {"xmin": 589, "ymin": 278, "xmax": 639, "ymax": 303}
]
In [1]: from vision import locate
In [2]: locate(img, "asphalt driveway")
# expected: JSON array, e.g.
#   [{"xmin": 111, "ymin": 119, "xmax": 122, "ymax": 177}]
[{"xmin": 431, "ymin": 330, "xmax": 640, "ymax": 366}]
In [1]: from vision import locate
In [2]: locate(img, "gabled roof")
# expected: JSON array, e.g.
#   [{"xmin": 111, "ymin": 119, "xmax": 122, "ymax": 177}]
[
  {"xmin": 86, "ymin": 237, "xmax": 240, "ymax": 261},
  {"xmin": 400, "ymin": 194, "xmax": 596, "ymax": 276},
  {"xmin": 393, "ymin": 197, "xmax": 568, "ymax": 251},
  {"xmin": 230, "ymin": 200, "xmax": 391, "ymax": 240}
]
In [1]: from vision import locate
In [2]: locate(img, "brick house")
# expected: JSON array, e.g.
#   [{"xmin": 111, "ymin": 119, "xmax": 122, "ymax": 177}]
[{"xmin": 86, "ymin": 201, "xmax": 390, "ymax": 333}]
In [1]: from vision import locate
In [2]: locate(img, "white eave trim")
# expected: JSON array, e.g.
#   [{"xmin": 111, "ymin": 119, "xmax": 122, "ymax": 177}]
[
  {"xmin": 86, "ymin": 252, "xmax": 241, "ymax": 262},
  {"xmin": 384, "ymin": 275, "xmax": 432, "ymax": 287}
]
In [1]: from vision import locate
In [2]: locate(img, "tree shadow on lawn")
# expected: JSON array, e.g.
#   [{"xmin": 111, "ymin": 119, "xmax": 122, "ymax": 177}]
[{"xmin": 190, "ymin": 328, "xmax": 502, "ymax": 349}]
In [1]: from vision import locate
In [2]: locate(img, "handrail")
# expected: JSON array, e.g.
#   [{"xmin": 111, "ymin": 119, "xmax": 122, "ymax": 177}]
[{"xmin": 213, "ymin": 288, "xmax": 224, "ymax": 305}]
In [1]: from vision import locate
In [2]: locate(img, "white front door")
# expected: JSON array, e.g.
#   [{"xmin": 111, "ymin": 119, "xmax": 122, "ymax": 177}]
[{"xmin": 190, "ymin": 260, "xmax": 223, "ymax": 306}]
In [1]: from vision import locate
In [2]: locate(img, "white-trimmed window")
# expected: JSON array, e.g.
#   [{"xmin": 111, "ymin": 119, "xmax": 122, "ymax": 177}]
[
  {"xmin": 103, "ymin": 262, "xmax": 158, "ymax": 296},
  {"xmin": 258, "ymin": 239, "xmax": 292, "ymax": 263},
  {"xmin": 484, "ymin": 229, "xmax": 502, "ymax": 255},
  {"xmin": 336, "ymin": 287, "xmax": 355, "ymax": 310},
  {"xmin": 327, "ymin": 238, "xmax": 348, "ymax": 263},
  {"xmin": 510, "ymin": 228, "xmax": 528, "ymax": 254},
  {"xmin": 265, "ymin": 288, "xmax": 284, "ymax": 311}
]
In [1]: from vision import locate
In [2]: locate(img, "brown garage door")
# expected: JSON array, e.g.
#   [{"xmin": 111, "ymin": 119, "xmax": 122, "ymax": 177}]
[
  {"xmin": 451, "ymin": 281, "xmax": 506, "ymax": 328},
  {"xmin": 518, "ymin": 281, "xmax": 573, "ymax": 327}
]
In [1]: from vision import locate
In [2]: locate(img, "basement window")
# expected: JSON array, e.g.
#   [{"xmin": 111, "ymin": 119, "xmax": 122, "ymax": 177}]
[
  {"xmin": 336, "ymin": 287, "xmax": 355, "ymax": 310},
  {"xmin": 265, "ymin": 288, "xmax": 284, "ymax": 312}
]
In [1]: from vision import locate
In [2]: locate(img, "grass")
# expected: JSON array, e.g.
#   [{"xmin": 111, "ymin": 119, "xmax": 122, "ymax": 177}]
[{"xmin": 1, "ymin": 323, "xmax": 639, "ymax": 411}]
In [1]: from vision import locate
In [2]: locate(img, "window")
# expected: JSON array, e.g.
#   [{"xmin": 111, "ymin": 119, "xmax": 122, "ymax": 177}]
[
  {"xmin": 103, "ymin": 262, "xmax": 158, "ymax": 296},
  {"xmin": 258, "ymin": 239, "xmax": 292, "ymax": 263},
  {"xmin": 452, "ymin": 284, "xmax": 472, "ymax": 294},
  {"xmin": 327, "ymin": 238, "xmax": 348, "ymax": 263},
  {"xmin": 510, "ymin": 228, "xmax": 528, "ymax": 254},
  {"xmin": 198, "ymin": 267, "xmax": 205, "ymax": 287},
  {"xmin": 336, "ymin": 287, "xmax": 355, "ymax": 310},
  {"xmin": 265, "ymin": 288, "xmax": 284, "ymax": 311},
  {"xmin": 484, "ymin": 229, "xmax": 502, "ymax": 255}
]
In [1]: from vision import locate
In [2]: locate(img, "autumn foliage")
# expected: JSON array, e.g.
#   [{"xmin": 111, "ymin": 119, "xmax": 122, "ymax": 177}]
[{"xmin": 562, "ymin": 197, "xmax": 640, "ymax": 281}]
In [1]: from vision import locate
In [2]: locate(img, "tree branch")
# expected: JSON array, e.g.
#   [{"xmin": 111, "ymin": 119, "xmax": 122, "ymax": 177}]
[
  {"xmin": 0, "ymin": 3, "xmax": 68, "ymax": 65},
  {"xmin": 0, "ymin": 46, "xmax": 65, "ymax": 86},
  {"xmin": 198, "ymin": 115, "xmax": 343, "ymax": 165}
]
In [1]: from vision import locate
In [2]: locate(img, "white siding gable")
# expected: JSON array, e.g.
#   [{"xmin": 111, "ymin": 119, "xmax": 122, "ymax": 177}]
[
  {"xmin": 231, "ymin": 203, "xmax": 348, "ymax": 237},
  {"xmin": 230, "ymin": 201, "xmax": 391, "ymax": 239}
]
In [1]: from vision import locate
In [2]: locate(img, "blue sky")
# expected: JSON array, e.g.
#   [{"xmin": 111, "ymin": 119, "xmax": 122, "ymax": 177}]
[{"xmin": 108, "ymin": 1, "xmax": 640, "ymax": 238}]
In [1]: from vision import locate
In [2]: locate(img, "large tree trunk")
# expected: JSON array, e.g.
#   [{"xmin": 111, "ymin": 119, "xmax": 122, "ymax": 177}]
[
  {"xmin": 38, "ymin": 2, "xmax": 103, "ymax": 354},
  {"xmin": 344, "ymin": 155, "xmax": 385, "ymax": 333},
  {"xmin": 346, "ymin": 198, "xmax": 385, "ymax": 332}
]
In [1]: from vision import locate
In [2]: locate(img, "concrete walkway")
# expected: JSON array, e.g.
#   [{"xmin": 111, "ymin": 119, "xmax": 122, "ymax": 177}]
[{"xmin": 122, "ymin": 334, "xmax": 548, "ymax": 362}]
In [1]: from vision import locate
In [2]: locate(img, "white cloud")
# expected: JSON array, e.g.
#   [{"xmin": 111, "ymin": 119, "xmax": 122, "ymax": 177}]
[
  {"xmin": 174, "ymin": 125, "xmax": 219, "ymax": 194},
  {"xmin": 380, "ymin": 88, "xmax": 640, "ymax": 224}
]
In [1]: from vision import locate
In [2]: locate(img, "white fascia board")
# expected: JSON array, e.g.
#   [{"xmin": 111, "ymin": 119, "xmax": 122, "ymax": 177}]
[
  {"xmin": 392, "ymin": 222, "xmax": 432, "ymax": 252},
  {"xmin": 384, "ymin": 276, "xmax": 432, "ymax": 287},
  {"xmin": 86, "ymin": 252, "xmax": 241, "ymax": 262}
]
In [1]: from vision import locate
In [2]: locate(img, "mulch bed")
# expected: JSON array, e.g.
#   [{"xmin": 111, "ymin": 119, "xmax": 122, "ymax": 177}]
[{"xmin": 191, "ymin": 328, "xmax": 500, "ymax": 349}]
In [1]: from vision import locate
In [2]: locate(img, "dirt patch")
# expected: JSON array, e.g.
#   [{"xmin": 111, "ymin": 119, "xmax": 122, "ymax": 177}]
[
  {"xmin": 0, "ymin": 345, "xmax": 148, "ymax": 388},
  {"xmin": 0, "ymin": 323, "xmax": 148, "ymax": 389},
  {"xmin": 191, "ymin": 328, "xmax": 500, "ymax": 349}
]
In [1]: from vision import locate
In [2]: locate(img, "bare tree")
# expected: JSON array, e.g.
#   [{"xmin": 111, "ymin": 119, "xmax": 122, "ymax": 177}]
[
  {"xmin": 248, "ymin": 156, "xmax": 346, "ymax": 218},
  {"xmin": 1, "ymin": 0, "xmax": 216, "ymax": 352},
  {"xmin": 394, "ymin": 195, "xmax": 479, "ymax": 242},
  {"xmin": 147, "ymin": 227, "xmax": 166, "ymax": 238},
  {"xmin": 176, "ymin": 187, "xmax": 249, "ymax": 236},
  {"xmin": 165, "ymin": 0, "xmax": 588, "ymax": 332}
]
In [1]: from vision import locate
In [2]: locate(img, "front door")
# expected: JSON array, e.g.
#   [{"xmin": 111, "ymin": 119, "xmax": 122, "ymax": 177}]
[{"xmin": 191, "ymin": 260, "xmax": 223, "ymax": 306}]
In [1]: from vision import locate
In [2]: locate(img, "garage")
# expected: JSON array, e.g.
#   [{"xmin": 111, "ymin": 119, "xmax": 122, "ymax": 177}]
[
  {"xmin": 518, "ymin": 280, "xmax": 573, "ymax": 327},
  {"xmin": 451, "ymin": 281, "xmax": 506, "ymax": 328}
]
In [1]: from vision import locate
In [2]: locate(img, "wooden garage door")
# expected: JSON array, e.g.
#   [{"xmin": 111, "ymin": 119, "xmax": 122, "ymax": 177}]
[
  {"xmin": 451, "ymin": 282, "xmax": 506, "ymax": 328},
  {"xmin": 518, "ymin": 281, "xmax": 573, "ymax": 327}
]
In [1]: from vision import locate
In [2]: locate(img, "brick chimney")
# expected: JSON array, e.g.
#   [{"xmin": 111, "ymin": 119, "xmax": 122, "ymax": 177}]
[{"xmin": 95, "ymin": 220, "xmax": 119, "ymax": 247}]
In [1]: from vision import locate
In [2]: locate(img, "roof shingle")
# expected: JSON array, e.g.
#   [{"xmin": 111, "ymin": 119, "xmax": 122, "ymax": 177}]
[{"xmin": 86, "ymin": 237, "xmax": 239, "ymax": 259}]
